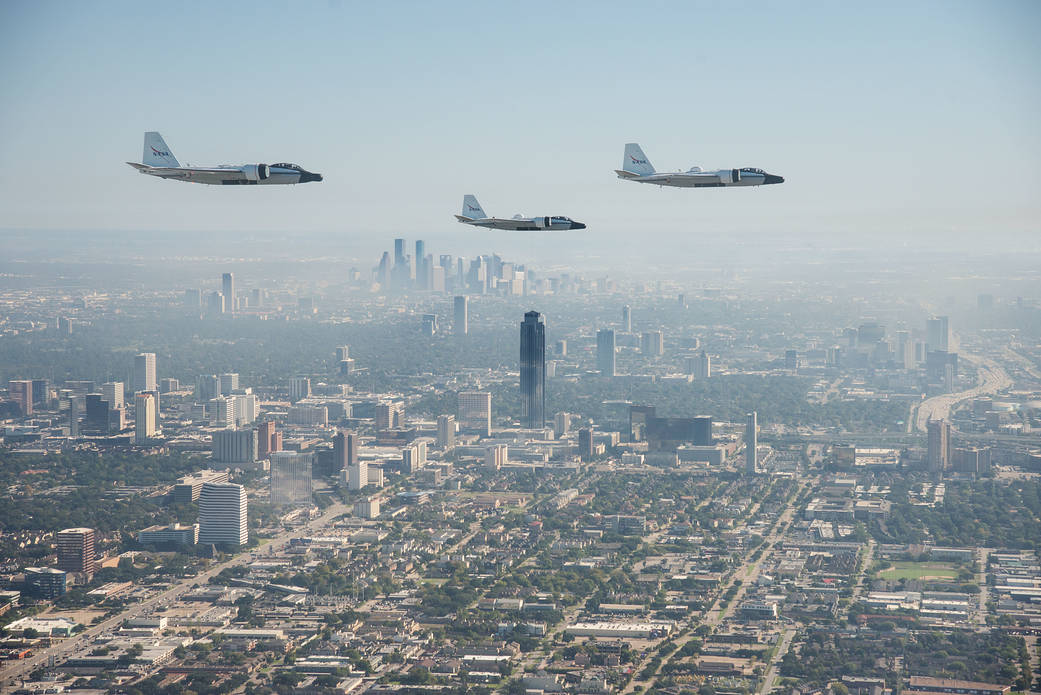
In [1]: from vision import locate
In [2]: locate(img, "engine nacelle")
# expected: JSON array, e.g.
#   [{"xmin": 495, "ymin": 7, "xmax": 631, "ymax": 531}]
[{"xmin": 242, "ymin": 164, "xmax": 270, "ymax": 181}]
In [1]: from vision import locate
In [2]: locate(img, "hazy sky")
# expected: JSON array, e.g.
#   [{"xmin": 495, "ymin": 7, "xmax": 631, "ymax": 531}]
[{"xmin": 1, "ymin": 1, "xmax": 1039, "ymax": 247}]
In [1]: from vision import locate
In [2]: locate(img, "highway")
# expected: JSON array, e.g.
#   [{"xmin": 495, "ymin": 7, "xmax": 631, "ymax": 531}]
[
  {"xmin": 914, "ymin": 353, "xmax": 1012, "ymax": 433},
  {"xmin": 1, "ymin": 502, "xmax": 349, "ymax": 690}
]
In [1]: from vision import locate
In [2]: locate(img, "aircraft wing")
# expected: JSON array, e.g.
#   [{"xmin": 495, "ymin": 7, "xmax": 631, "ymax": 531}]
[{"xmin": 455, "ymin": 215, "xmax": 476, "ymax": 223}]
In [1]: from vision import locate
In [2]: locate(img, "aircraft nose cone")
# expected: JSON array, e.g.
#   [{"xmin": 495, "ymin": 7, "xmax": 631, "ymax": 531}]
[
  {"xmin": 572, "ymin": 222, "xmax": 587, "ymax": 230},
  {"xmin": 765, "ymin": 174, "xmax": 784, "ymax": 185},
  {"xmin": 300, "ymin": 172, "xmax": 323, "ymax": 183}
]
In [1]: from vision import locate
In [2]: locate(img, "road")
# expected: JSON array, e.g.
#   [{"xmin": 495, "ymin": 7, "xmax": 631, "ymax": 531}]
[
  {"xmin": 977, "ymin": 547, "xmax": 991, "ymax": 628},
  {"xmin": 1, "ymin": 502, "xmax": 350, "ymax": 690},
  {"xmin": 914, "ymin": 353, "xmax": 1011, "ymax": 432},
  {"xmin": 620, "ymin": 480, "xmax": 809, "ymax": 694},
  {"xmin": 758, "ymin": 627, "xmax": 796, "ymax": 694}
]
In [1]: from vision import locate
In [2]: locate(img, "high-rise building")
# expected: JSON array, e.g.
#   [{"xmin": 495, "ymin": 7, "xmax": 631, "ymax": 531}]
[
  {"xmin": 134, "ymin": 353, "xmax": 157, "ymax": 393},
  {"xmin": 354, "ymin": 496, "xmax": 381, "ymax": 519},
  {"xmin": 335, "ymin": 345, "xmax": 350, "ymax": 363},
  {"xmin": 415, "ymin": 240, "xmax": 427, "ymax": 288},
  {"xmin": 641, "ymin": 331, "xmax": 664, "ymax": 357},
  {"xmin": 288, "ymin": 377, "xmax": 311, "ymax": 402},
  {"xmin": 896, "ymin": 330, "xmax": 915, "ymax": 369},
  {"xmin": 24, "ymin": 567, "xmax": 67, "ymax": 599},
  {"xmin": 578, "ymin": 428, "xmax": 593, "ymax": 460},
  {"xmin": 692, "ymin": 416, "xmax": 713, "ymax": 446},
  {"xmin": 212, "ymin": 428, "xmax": 258, "ymax": 463},
  {"xmin": 196, "ymin": 374, "xmax": 220, "ymax": 402},
  {"xmin": 208, "ymin": 291, "xmax": 225, "ymax": 315},
  {"xmin": 554, "ymin": 411, "xmax": 571, "ymax": 439},
  {"xmin": 486, "ymin": 443, "xmax": 508, "ymax": 470},
  {"xmin": 31, "ymin": 378, "xmax": 49, "ymax": 407},
  {"xmin": 135, "ymin": 392, "xmax": 158, "ymax": 442},
  {"xmin": 8, "ymin": 380, "xmax": 32, "ymax": 416},
  {"xmin": 68, "ymin": 394, "xmax": 82, "ymax": 437},
  {"xmin": 219, "ymin": 373, "xmax": 239, "ymax": 395},
  {"xmin": 596, "ymin": 329, "xmax": 616, "ymax": 377},
  {"xmin": 745, "ymin": 412, "xmax": 758, "ymax": 474},
  {"xmin": 431, "ymin": 263, "xmax": 445, "ymax": 292},
  {"xmin": 394, "ymin": 238, "xmax": 406, "ymax": 267},
  {"xmin": 622, "ymin": 305, "xmax": 632, "ymax": 333},
  {"xmin": 101, "ymin": 382, "xmax": 124, "ymax": 411},
  {"xmin": 688, "ymin": 351, "xmax": 711, "ymax": 379},
  {"xmin": 84, "ymin": 394, "xmax": 112, "ymax": 433},
  {"xmin": 231, "ymin": 393, "xmax": 258, "ymax": 426},
  {"xmin": 288, "ymin": 405, "xmax": 328, "ymax": 426},
  {"xmin": 332, "ymin": 430, "xmax": 357, "ymax": 473},
  {"xmin": 375, "ymin": 401, "xmax": 404, "ymax": 429},
  {"xmin": 454, "ymin": 296, "xmax": 469, "ymax": 335},
  {"xmin": 926, "ymin": 316, "xmax": 951, "ymax": 353},
  {"xmin": 270, "ymin": 452, "xmax": 313, "ymax": 507},
  {"xmin": 347, "ymin": 459, "xmax": 368, "ymax": 491},
  {"xmin": 520, "ymin": 311, "xmax": 546, "ymax": 428},
  {"xmin": 211, "ymin": 395, "xmax": 236, "ymax": 428},
  {"xmin": 57, "ymin": 528, "xmax": 97, "ymax": 576},
  {"xmin": 222, "ymin": 272, "xmax": 235, "ymax": 313},
  {"xmin": 458, "ymin": 391, "xmax": 491, "ymax": 436},
  {"xmin": 256, "ymin": 421, "xmax": 279, "ymax": 459},
  {"xmin": 402, "ymin": 444, "xmax": 425, "ymax": 473},
  {"xmin": 927, "ymin": 419, "xmax": 951, "ymax": 474},
  {"xmin": 198, "ymin": 482, "xmax": 248, "ymax": 546},
  {"xmin": 437, "ymin": 414, "xmax": 456, "ymax": 449},
  {"xmin": 784, "ymin": 350, "xmax": 799, "ymax": 370}
]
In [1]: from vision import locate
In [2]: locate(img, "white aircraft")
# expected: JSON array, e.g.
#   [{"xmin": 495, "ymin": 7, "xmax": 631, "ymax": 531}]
[
  {"xmin": 454, "ymin": 195, "xmax": 586, "ymax": 231},
  {"xmin": 127, "ymin": 132, "xmax": 322, "ymax": 185},
  {"xmin": 615, "ymin": 143, "xmax": 783, "ymax": 188}
]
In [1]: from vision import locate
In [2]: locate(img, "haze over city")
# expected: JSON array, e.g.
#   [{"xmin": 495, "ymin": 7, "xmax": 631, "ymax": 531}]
[{"xmin": 1, "ymin": 3, "xmax": 1041, "ymax": 695}]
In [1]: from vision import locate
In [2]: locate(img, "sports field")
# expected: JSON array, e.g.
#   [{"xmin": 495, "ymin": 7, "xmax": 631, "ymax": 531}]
[{"xmin": 879, "ymin": 561, "xmax": 959, "ymax": 581}]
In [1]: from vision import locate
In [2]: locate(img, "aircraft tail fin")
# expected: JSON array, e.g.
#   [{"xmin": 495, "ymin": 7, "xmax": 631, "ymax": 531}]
[
  {"xmin": 142, "ymin": 132, "xmax": 180, "ymax": 168},
  {"xmin": 462, "ymin": 195, "xmax": 487, "ymax": 220},
  {"xmin": 622, "ymin": 143, "xmax": 654, "ymax": 176}
]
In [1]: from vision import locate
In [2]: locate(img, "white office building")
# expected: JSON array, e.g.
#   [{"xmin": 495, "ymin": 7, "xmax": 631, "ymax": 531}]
[
  {"xmin": 198, "ymin": 483, "xmax": 248, "ymax": 546},
  {"xmin": 102, "ymin": 381, "xmax": 125, "ymax": 410},
  {"xmin": 134, "ymin": 352, "xmax": 157, "ymax": 393}
]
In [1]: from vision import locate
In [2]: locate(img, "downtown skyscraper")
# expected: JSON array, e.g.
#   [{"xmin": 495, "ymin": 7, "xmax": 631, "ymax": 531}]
[
  {"xmin": 596, "ymin": 329, "xmax": 616, "ymax": 376},
  {"xmin": 520, "ymin": 310, "xmax": 546, "ymax": 428}
]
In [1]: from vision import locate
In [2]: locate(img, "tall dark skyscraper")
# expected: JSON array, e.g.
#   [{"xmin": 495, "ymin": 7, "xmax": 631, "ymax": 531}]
[
  {"xmin": 519, "ymin": 310, "xmax": 546, "ymax": 428},
  {"xmin": 394, "ymin": 238, "xmax": 406, "ymax": 267},
  {"xmin": 622, "ymin": 305, "xmax": 632, "ymax": 332},
  {"xmin": 415, "ymin": 240, "xmax": 427, "ymax": 288},
  {"xmin": 596, "ymin": 329, "xmax": 616, "ymax": 376}
]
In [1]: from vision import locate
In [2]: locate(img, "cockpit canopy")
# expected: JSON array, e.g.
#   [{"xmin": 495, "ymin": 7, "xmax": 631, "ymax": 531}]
[
  {"xmin": 550, "ymin": 216, "xmax": 572, "ymax": 224},
  {"xmin": 740, "ymin": 167, "xmax": 766, "ymax": 174},
  {"xmin": 271, "ymin": 163, "xmax": 306, "ymax": 172}
]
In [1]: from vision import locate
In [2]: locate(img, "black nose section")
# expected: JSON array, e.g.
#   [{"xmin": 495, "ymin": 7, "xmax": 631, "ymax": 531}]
[
  {"xmin": 300, "ymin": 172, "xmax": 323, "ymax": 183},
  {"xmin": 572, "ymin": 222, "xmax": 587, "ymax": 230},
  {"xmin": 764, "ymin": 174, "xmax": 784, "ymax": 185}
]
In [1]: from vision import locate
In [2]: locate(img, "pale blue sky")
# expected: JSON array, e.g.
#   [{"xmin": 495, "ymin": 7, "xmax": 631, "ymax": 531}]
[{"xmin": 0, "ymin": 1, "xmax": 1039, "ymax": 246}]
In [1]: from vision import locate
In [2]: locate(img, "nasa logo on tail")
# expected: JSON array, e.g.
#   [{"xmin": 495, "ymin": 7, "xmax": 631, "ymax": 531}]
[
  {"xmin": 150, "ymin": 146, "xmax": 172, "ymax": 158},
  {"xmin": 629, "ymin": 154, "xmax": 648, "ymax": 165}
]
